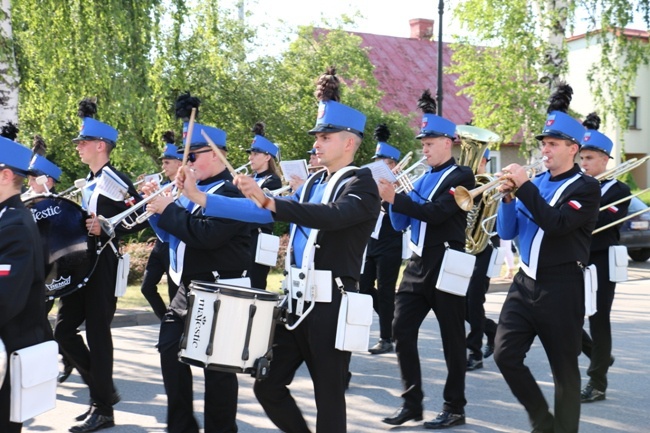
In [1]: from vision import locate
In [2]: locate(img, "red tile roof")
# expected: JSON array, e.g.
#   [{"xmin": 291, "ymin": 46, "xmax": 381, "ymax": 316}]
[{"xmin": 352, "ymin": 31, "xmax": 474, "ymax": 128}]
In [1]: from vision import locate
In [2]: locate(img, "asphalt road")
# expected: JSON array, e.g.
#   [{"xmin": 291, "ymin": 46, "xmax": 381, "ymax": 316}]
[{"xmin": 25, "ymin": 260, "xmax": 650, "ymax": 432}]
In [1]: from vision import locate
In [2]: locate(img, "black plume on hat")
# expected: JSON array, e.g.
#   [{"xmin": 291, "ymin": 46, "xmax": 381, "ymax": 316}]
[
  {"xmin": 162, "ymin": 130, "xmax": 176, "ymax": 144},
  {"xmin": 546, "ymin": 83, "xmax": 573, "ymax": 114},
  {"xmin": 1, "ymin": 121, "xmax": 19, "ymax": 141},
  {"xmin": 418, "ymin": 89, "xmax": 437, "ymax": 114},
  {"xmin": 175, "ymin": 92, "xmax": 201, "ymax": 121},
  {"xmin": 251, "ymin": 121, "xmax": 266, "ymax": 137},
  {"xmin": 315, "ymin": 66, "xmax": 341, "ymax": 102},
  {"xmin": 32, "ymin": 135, "xmax": 47, "ymax": 156},
  {"xmin": 374, "ymin": 123, "xmax": 391, "ymax": 142},
  {"xmin": 582, "ymin": 112, "xmax": 600, "ymax": 131},
  {"xmin": 77, "ymin": 97, "xmax": 98, "ymax": 119}
]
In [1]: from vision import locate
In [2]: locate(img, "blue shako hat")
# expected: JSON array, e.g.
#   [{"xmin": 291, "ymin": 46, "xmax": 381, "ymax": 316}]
[
  {"xmin": 0, "ymin": 136, "xmax": 31, "ymax": 175},
  {"xmin": 415, "ymin": 89, "xmax": 456, "ymax": 139},
  {"xmin": 580, "ymin": 112, "xmax": 613, "ymax": 158},
  {"xmin": 483, "ymin": 148, "xmax": 491, "ymax": 161},
  {"xmin": 308, "ymin": 67, "xmax": 366, "ymax": 138},
  {"xmin": 28, "ymin": 155, "xmax": 62, "ymax": 181},
  {"xmin": 179, "ymin": 122, "xmax": 227, "ymax": 151},
  {"xmin": 246, "ymin": 122, "xmax": 279, "ymax": 159},
  {"xmin": 535, "ymin": 83, "xmax": 583, "ymax": 144},
  {"xmin": 72, "ymin": 98, "xmax": 118, "ymax": 146},
  {"xmin": 160, "ymin": 131, "xmax": 182, "ymax": 160},
  {"xmin": 372, "ymin": 124, "xmax": 400, "ymax": 161}
]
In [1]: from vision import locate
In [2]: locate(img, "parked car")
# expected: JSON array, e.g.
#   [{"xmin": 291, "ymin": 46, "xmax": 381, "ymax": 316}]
[{"xmin": 619, "ymin": 197, "xmax": 650, "ymax": 262}]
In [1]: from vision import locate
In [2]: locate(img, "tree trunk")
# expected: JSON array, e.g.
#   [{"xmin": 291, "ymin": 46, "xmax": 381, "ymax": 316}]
[
  {"xmin": 0, "ymin": 0, "xmax": 19, "ymax": 126},
  {"xmin": 541, "ymin": 0, "xmax": 569, "ymax": 91}
]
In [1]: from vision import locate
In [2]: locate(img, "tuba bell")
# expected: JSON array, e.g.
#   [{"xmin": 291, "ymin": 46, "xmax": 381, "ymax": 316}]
[{"xmin": 456, "ymin": 125, "xmax": 501, "ymax": 255}]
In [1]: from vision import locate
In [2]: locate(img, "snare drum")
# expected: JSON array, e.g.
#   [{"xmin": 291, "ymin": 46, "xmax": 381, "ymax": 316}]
[
  {"xmin": 180, "ymin": 281, "xmax": 279, "ymax": 376},
  {"xmin": 23, "ymin": 195, "xmax": 98, "ymax": 300}
]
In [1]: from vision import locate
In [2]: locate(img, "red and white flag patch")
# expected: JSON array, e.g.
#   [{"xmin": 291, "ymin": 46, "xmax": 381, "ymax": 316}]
[
  {"xmin": 0, "ymin": 264, "xmax": 11, "ymax": 277},
  {"xmin": 607, "ymin": 205, "xmax": 619, "ymax": 213},
  {"xmin": 448, "ymin": 187, "xmax": 456, "ymax": 196},
  {"xmin": 568, "ymin": 200, "xmax": 582, "ymax": 210}
]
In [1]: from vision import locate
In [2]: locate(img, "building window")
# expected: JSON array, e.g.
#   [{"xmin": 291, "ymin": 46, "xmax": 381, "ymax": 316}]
[{"xmin": 629, "ymin": 96, "xmax": 639, "ymax": 129}]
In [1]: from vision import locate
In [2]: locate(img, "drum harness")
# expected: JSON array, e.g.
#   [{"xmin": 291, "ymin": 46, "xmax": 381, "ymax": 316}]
[{"xmin": 279, "ymin": 166, "xmax": 358, "ymax": 330}]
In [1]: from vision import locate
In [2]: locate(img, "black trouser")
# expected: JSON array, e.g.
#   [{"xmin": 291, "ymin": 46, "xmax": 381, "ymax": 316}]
[
  {"xmin": 582, "ymin": 250, "xmax": 616, "ymax": 391},
  {"xmin": 465, "ymin": 245, "xmax": 494, "ymax": 358},
  {"xmin": 392, "ymin": 248, "xmax": 467, "ymax": 414},
  {"xmin": 0, "ymin": 364, "xmax": 22, "ymax": 432},
  {"xmin": 254, "ymin": 283, "xmax": 351, "ymax": 433},
  {"xmin": 54, "ymin": 249, "xmax": 118, "ymax": 417},
  {"xmin": 359, "ymin": 243, "xmax": 402, "ymax": 340},
  {"xmin": 249, "ymin": 230, "xmax": 271, "ymax": 290},
  {"xmin": 141, "ymin": 240, "xmax": 178, "ymax": 320},
  {"xmin": 158, "ymin": 320, "xmax": 238, "ymax": 433},
  {"xmin": 494, "ymin": 264, "xmax": 584, "ymax": 433}
]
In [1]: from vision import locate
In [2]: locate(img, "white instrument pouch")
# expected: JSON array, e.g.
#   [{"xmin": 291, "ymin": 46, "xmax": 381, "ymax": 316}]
[
  {"xmin": 401, "ymin": 229, "xmax": 412, "ymax": 260},
  {"xmin": 608, "ymin": 245, "xmax": 628, "ymax": 283},
  {"xmin": 115, "ymin": 252, "xmax": 130, "ymax": 297},
  {"xmin": 486, "ymin": 246, "xmax": 506, "ymax": 278},
  {"xmin": 288, "ymin": 267, "xmax": 332, "ymax": 304},
  {"xmin": 435, "ymin": 243, "xmax": 476, "ymax": 296},
  {"xmin": 335, "ymin": 284, "xmax": 373, "ymax": 352},
  {"xmin": 10, "ymin": 340, "xmax": 58, "ymax": 422},
  {"xmin": 255, "ymin": 232, "xmax": 280, "ymax": 267},
  {"xmin": 584, "ymin": 264, "xmax": 598, "ymax": 317}
]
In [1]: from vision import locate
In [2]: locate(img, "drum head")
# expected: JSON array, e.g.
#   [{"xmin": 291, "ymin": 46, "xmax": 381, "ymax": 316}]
[
  {"xmin": 190, "ymin": 281, "xmax": 279, "ymax": 302},
  {"xmin": 24, "ymin": 195, "xmax": 97, "ymax": 300}
]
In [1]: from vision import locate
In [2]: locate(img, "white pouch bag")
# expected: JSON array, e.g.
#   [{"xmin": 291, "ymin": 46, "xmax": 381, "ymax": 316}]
[
  {"xmin": 435, "ymin": 245, "xmax": 476, "ymax": 296},
  {"xmin": 401, "ymin": 229, "xmax": 411, "ymax": 260},
  {"xmin": 255, "ymin": 232, "xmax": 280, "ymax": 267},
  {"xmin": 10, "ymin": 340, "xmax": 58, "ymax": 422},
  {"xmin": 486, "ymin": 246, "xmax": 506, "ymax": 278},
  {"xmin": 335, "ymin": 291, "xmax": 373, "ymax": 352},
  {"xmin": 115, "ymin": 252, "xmax": 130, "ymax": 297},
  {"xmin": 608, "ymin": 245, "xmax": 628, "ymax": 283},
  {"xmin": 584, "ymin": 264, "xmax": 598, "ymax": 317}
]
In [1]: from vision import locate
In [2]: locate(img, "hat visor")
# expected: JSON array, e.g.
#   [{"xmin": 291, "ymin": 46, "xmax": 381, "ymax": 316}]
[
  {"xmin": 308, "ymin": 124, "xmax": 364, "ymax": 138},
  {"xmin": 72, "ymin": 135, "xmax": 116, "ymax": 146},
  {"xmin": 535, "ymin": 131, "xmax": 579, "ymax": 144},
  {"xmin": 0, "ymin": 164, "xmax": 29, "ymax": 176},
  {"xmin": 580, "ymin": 145, "xmax": 613, "ymax": 159},
  {"xmin": 416, "ymin": 131, "xmax": 448, "ymax": 139}
]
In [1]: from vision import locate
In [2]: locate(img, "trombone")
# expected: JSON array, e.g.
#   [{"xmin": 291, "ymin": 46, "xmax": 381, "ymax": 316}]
[
  {"xmin": 98, "ymin": 182, "xmax": 175, "ymax": 237},
  {"xmin": 454, "ymin": 157, "xmax": 548, "ymax": 211},
  {"xmin": 595, "ymin": 155, "xmax": 650, "ymax": 181},
  {"xmin": 60, "ymin": 178, "xmax": 88, "ymax": 200},
  {"xmin": 593, "ymin": 205, "xmax": 650, "ymax": 234}
]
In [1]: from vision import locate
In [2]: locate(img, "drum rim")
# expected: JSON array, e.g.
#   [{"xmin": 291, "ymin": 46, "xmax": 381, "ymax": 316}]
[
  {"xmin": 23, "ymin": 193, "xmax": 85, "ymax": 210},
  {"xmin": 189, "ymin": 280, "xmax": 279, "ymax": 301}
]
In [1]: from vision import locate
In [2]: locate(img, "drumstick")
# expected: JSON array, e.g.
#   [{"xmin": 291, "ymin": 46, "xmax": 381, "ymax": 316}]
[
  {"xmin": 176, "ymin": 107, "xmax": 197, "ymax": 199},
  {"xmin": 200, "ymin": 129, "xmax": 263, "ymax": 207}
]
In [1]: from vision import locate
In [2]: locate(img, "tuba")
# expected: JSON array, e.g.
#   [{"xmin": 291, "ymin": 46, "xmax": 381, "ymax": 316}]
[{"xmin": 456, "ymin": 125, "xmax": 501, "ymax": 255}]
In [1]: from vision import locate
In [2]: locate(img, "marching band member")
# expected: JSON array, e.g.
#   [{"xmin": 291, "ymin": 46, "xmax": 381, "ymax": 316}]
[
  {"xmin": 145, "ymin": 123, "xmax": 251, "ymax": 433},
  {"xmin": 378, "ymin": 89, "xmax": 474, "ymax": 429},
  {"xmin": 140, "ymin": 132, "xmax": 182, "ymax": 320},
  {"xmin": 245, "ymin": 122, "xmax": 282, "ymax": 290},
  {"xmin": 494, "ymin": 84, "xmax": 600, "ymax": 433},
  {"xmin": 361, "ymin": 124, "xmax": 403, "ymax": 355},
  {"xmin": 0, "ymin": 137, "xmax": 53, "ymax": 433},
  {"xmin": 26, "ymin": 135, "xmax": 61, "ymax": 195},
  {"xmin": 179, "ymin": 67, "xmax": 379, "ymax": 433},
  {"xmin": 465, "ymin": 148, "xmax": 498, "ymax": 371},
  {"xmin": 578, "ymin": 113, "xmax": 630, "ymax": 403},
  {"xmin": 54, "ymin": 98, "xmax": 143, "ymax": 433}
]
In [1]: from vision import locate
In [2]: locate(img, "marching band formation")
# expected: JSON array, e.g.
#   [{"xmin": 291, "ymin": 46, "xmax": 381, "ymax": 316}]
[{"xmin": 0, "ymin": 68, "xmax": 644, "ymax": 433}]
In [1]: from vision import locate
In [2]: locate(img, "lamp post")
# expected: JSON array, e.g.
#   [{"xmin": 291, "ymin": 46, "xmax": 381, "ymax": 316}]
[{"xmin": 437, "ymin": 0, "xmax": 444, "ymax": 116}]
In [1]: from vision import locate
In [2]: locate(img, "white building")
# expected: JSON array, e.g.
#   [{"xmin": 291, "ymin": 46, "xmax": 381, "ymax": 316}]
[{"xmin": 567, "ymin": 29, "xmax": 650, "ymax": 188}]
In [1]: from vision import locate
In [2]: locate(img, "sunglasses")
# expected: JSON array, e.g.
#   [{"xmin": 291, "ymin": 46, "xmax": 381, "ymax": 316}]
[{"xmin": 187, "ymin": 149, "xmax": 213, "ymax": 163}]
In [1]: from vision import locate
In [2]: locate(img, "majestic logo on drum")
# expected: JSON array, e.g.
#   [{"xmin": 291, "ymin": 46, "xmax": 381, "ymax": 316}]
[
  {"xmin": 45, "ymin": 275, "xmax": 71, "ymax": 292},
  {"xmin": 31, "ymin": 205, "xmax": 62, "ymax": 222},
  {"xmin": 192, "ymin": 298, "xmax": 207, "ymax": 348}
]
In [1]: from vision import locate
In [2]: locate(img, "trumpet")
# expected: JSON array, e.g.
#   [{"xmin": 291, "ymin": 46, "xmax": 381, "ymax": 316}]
[
  {"xmin": 392, "ymin": 151, "xmax": 414, "ymax": 174},
  {"xmin": 394, "ymin": 157, "xmax": 428, "ymax": 193},
  {"xmin": 454, "ymin": 157, "xmax": 548, "ymax": 211},
  {"xmin": 98, "ymin": 182, "xmax": 175, "ymax": 237},
  {"xmin": 265, "ymin": 184, "xmax": 292, "ymax": 196},
  {"xmin": 234, "ymin": 162, "xmax": 251, "ymax": 175},
  {"xmin": 134, "ymin": 171, "xmax": 164, "ymax": 187}
]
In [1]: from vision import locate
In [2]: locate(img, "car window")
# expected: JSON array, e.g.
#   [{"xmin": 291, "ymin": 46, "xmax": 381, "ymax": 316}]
[{"xmin": 628, "ymin": 197, "xmax": 648, "ymax": 213}]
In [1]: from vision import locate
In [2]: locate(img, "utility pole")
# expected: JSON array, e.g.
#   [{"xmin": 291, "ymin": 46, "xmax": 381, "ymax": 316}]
[{"xmin": 437, "ymin": 0, "xmax": 444, "ymax": 116}]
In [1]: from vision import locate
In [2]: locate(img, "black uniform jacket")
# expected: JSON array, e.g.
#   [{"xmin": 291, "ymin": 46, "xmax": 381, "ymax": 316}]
[
  {"xmin": 0, "ymin": 195, "xmax": 52, "ymax": 354},
  {"xmin": 367, "ymin": 201, "xmax": 403, "ymax": 255},
  {"xmin": 591, "ymin": 179, "xmax": 631, "ymax": 252},
  {"xmin": 273, "ymin": 166, "xmax": 380, "ymax": 281},
  {"xmin": 254, "ymin": 170, "xmax": 282, "ymax": 235}
]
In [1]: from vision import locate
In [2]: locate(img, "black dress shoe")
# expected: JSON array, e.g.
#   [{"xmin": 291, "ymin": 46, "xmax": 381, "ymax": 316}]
[
  {"xmin": 483, "ymin": 344, "xmax": 495, "ymax": 359},
  {"xmin": 581, "ymin": 384, "xmax": 606, "ymax": 403},
  {"xmin": 368, "ymin": 339, "xmax": 394, "ymax": 354},
  {"xmin": 382, "ymin": 406, "xmax": 423, "ymax": 425},
  {"xmin": 76, "ymin": 392, "xmax": 121, "ymax": 421},
  {"xmin": 69, "ymin": 413, "xmax": 115, "ymax": 432},
  {"xmin": 58, "ymin": 363, "xmax": 74, "ymax": 384},
  {"xmin": 424, "ymin": 411, "xmax": 466, "ymax": 429},
  {"xmin": 466, "ymin": 357, "xmax": 483, "ymax": 371}
]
